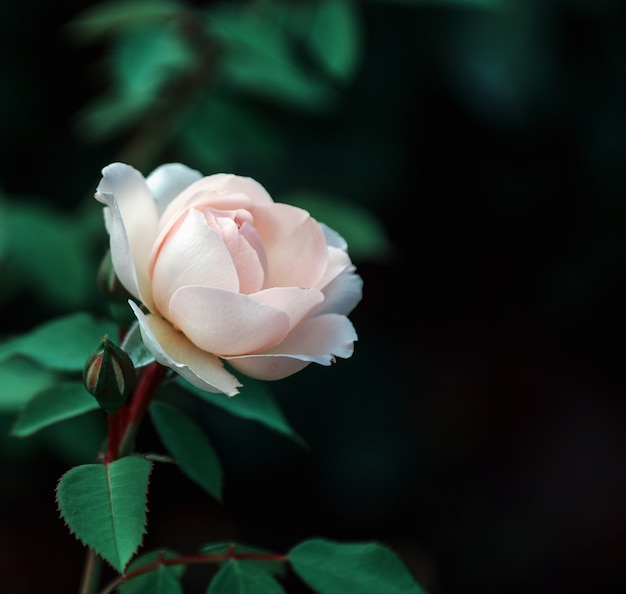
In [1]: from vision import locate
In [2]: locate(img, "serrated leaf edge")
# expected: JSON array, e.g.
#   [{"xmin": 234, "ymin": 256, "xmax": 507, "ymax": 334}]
[{"xmin": 55, "ymin": 457, "xmax": 153, "ymax": 573}]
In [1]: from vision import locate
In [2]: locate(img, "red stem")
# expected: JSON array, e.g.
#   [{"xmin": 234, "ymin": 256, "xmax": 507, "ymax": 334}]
[
  {"xmin": 105, "ymin": 412, "xmax": 121, "ymax": 463},
  {"xmin": 99, "ymin": 550, "xmax": 290, "ymax": 594}
]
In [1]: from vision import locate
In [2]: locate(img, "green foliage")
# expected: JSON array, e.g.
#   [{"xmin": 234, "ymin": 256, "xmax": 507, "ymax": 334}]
[
  {"xmin": 0, "ymin": 312, "xmax": 117, "ymax": 371},
  {"xmin": 208, "ymin": 560, "xmax": 286, "ymax": 594},
  {"xmin": 283, "ymin": 192, "xmax": 392, "ymax": 261},
  {"xmin": 289, "ymin": 539, "xmax": 426, "ymax": 594},
  {"xmin": 207, "ymin": 4, "xmax": 334, "ymax": 112},
  {"xmin": 56, "ymin": 456, "xmax": 153, "ymax": 573},
  {"xmin": 0, "ymin": 197, "xmax": 100, "ymax": 310},
  {"xmin": 11, "ymin": 381, "xmax": 99, "ymax": 437},
  {"xmin": 178, "ymin": 376, "xmax": 305, "ymax": 447},
  {"xmin": 66, "ymin": 0, "xmax": 182, "ymax": 41},
  {"xmin": 150, "ymin": 401, "xmax": 223, "ymax": 501},
  {"xmin": 0, "ymin": 358, "xmax": 57, "ymax": 412},
  {"xmin": 308, "ymin": 0, "xmax": 362, "ymax": 82},
  {"xmin": 119, "ymin": 549, "xmax": 185, "ymax": 594}
]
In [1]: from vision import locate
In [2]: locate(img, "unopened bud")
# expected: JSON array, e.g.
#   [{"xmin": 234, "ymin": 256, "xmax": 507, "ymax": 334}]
[{"xmin": 84, "ymin": 335, "xmax": 137, "ymax": 411}]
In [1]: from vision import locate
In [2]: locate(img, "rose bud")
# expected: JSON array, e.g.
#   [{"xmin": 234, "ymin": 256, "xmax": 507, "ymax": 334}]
[{"xmin": 83, "ymin": 335, "xmax": 137, "ymax": 411}]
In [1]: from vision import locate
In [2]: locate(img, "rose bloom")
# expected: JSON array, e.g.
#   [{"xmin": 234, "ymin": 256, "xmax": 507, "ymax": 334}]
[{"xmin": 95, "ymin": 163, "xmax": 362, "ymax": 396}]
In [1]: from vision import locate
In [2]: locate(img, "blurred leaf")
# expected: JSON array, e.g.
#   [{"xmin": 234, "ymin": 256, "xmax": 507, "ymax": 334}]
[
  {"xmin": 178, "ymin": 376, "xmax": 306, "ymax": 448},
  {"xmin": 150, "ymin": 401, "xmax": 223, "ymax": 501},
  {"xmin": 0, "ymin": 312, "xmax": 117, "ymax": 371},
  {"xmin": 0, "ymin": 198, "xmax": 100, "ymax": 309},
  {"xmin": 0, "ymin": 359, "xmax": 57, "ymax": 412},
  {"xmin": 200, "ymin": 543, "xmax": 287, "ymax": 577},
  {"xmin": 75, "ymin": 93, "xmax": 154, "ymax": 141},
  {"xmin": 208, "ymin": 5, "xmax": 334, "ymax": 111},
  {"xmin": 11, "ymin": 381, "xmax": 99, "ymax": 437},
  {"xmin": 66, "ymin": 0, "xmax": 182, "ymax": 42},
  {"xmin": 309, "ymin": 0, "xmax": 363, "ymax": 82},
  {"xmin": 36, "ymin": 411, "xmax": 106, "ymax": 465},
  {"xmin": 112, "ymin": 24, "xmax": 193, "ymax": 99},
  {"xmin": 208, "ymin": 560, "xmax": 286, "ymax": 594},
  {"xmin": 283, "ymin": 192, "xmax": 392, "ymax": 261},
  {"xmin": 75, "ymin": 20, "xmax": 193, "ymax": 140},
  {"xmin": 56, "ymin": 456, "xmax": 152, "ymax": 573},
  {"xmin": 119, "ymin": 549, "xmax": 185, "ymax": 594},
  {"xmin": 178, "ymin": 93, "xmax": 284, "ymax": 172},
  {"xmin": 289, "ymin": 539, "xmax": 426, "ymax": 594}
]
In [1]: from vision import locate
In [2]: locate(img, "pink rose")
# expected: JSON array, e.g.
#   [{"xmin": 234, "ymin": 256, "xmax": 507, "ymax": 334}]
[{"xmin": 95, "ymin": 163, "xmax": 362, "ymax": 396}]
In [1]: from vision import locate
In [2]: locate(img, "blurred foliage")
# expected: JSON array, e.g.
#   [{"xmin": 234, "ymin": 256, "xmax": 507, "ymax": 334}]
[{"xmin": 1, "ymin": 0, "xmax": 626, "ymax": 592}]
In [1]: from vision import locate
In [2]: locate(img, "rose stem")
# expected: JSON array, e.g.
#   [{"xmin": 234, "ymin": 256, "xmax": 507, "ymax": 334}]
[{"xmin": 118, "ymin": 361, "xmax": 168, "ymax": 457}]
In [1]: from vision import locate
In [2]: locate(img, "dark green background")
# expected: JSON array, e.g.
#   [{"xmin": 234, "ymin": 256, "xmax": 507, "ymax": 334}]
[{"xmin": 1, "ymin": 1, "xmax": 626, "ymax": 592}]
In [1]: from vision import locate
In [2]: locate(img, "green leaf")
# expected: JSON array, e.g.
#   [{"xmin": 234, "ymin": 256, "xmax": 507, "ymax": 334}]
[
  {"xmin": 0, "ymin": 359, "xmax": 57, "ymax": 412},
  {"xmin": 0, "ymin": 313, "xmax": 117, "ymax": 371},
  {"xmin": 200, "ymin": 543, "xmax": 287, "ymax": 577},
  {"xmin": 208, "ymin": 6, "xmax": 334, "ymax": 111},
  {"xmin": 56, "ymin": 456, "xmax": 152, "ymax": 573},
  {"xmin": 150, "ymin": 401, "xmax": 222, "ymax": 501},
  {"xmin": 178, "ymin": 377, "xmax": 305, "ymax": 447},
  {"xmin": 0, "ymin": 199, "xmax": 100, "ymax": 309},
  {"xmin": 283, "ymin": 193, "xmax": 392, "ymax": 261},
  {"xmin": 11, "ymin": 381, "xmax": 99, "ymax": 437},
  {"xmin": 289, "ymin": 539, "xmax": 426, "ymax": 594},
  {"xmin": 208, "ymin": 560, "xmax": 286, "ymax": 594},
  {"xmin": 66, "ymin": 0, "xmax": 181, "ymax": 42},
  {"xmin": 309, "ymin": 0, "xmax": 362, "ymax": 82},
  {"xmin": 119, "ymin": 549, "xmax": 185, "ymax": 594}
]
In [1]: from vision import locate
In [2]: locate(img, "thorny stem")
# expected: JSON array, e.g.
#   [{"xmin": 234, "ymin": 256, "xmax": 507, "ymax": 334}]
[{"xmin": 97, "ymin": 549, "xmax": 290, "ymax": 594}]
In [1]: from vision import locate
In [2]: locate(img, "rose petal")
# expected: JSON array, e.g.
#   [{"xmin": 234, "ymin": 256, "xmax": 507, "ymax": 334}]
[
  {"xmin": 159, "ymin": 173, "xmax": 274, "ymax": 230},
  {"xmin": 252, "ymin": 203, "xmax": 328, "ymax": 288},
  {"xmin": 95, "ymin": 163, "xmax": 159, "ymax": 307},
  {"xmin": 151, "ymin": 209, "xmax": 240, "ymax": 315},
  {"xmin": 315, "ymin": 245, "xmax": 352, "ymax": 290},
  {"xmin": 202, "ymin": 210, "xmax": 266, "ymax": 294},
  {"xmin": 129, "ymin": 301, "xmax": 242, "ymax": 396},
  {"xmin": 315, "ymin": 267, "xmax": 363, "ymax": 316},
  {"xmin": 168, "ymin": 285, "xmax": 291, "ymax": 356},
  {"xmin": 250, "ymin": 287, "xmax": 324, "ymax": 329},
  {"xmin": 146, "ymin": 163, "xmax": 203, "ymax": 215},
  {"xmin": 320, "ymin": 222, "xmax": 348, "ymax": 251},
  {"xmin": 225, "ymin": 313, "xmax": 357, "ymax": 380}
]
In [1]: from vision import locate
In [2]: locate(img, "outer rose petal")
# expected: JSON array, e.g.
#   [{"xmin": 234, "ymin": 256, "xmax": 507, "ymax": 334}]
[
  {"xmin": 146, "ymin": 163, "xmax": 203, "ymax": 215},
  {"xmin": 95, "ymin": 163, "xmax": 159, "ymax": 307},
  {"xmin": 151, "ymin": 208, "xmax": 240, "ymax": 315},
  {"xmin": 168, "ymin": 285, "xmax": 291, "ymax": 356},
  {"xmin": 315, "ymin": 267, "xmax": 363, "ymax": 317},
  {"xmin": 225, "ymin": 313, "xmax": 357, "ymax": 380},
  {"xmin": 129, "ymin": 301, "xmax": 241, "ymax": 396}
]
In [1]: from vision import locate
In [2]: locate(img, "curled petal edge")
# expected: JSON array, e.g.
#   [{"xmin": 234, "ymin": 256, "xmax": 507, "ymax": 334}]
[
  {"xmin": 225, "ymin": 313, "xmax": 357, "ymax": 381},
  {"xmin": 129, "ymin": 301, "xmax": 242, "ymax": 396}
]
